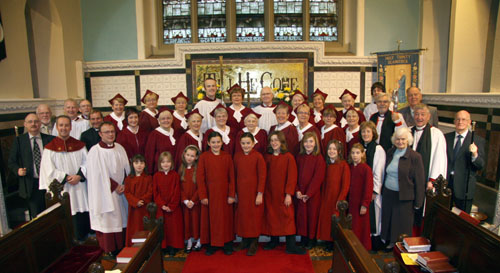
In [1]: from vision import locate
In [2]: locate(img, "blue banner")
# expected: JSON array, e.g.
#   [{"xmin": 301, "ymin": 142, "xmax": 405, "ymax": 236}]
[{"xmin": 376, "ymin": 50, "xmax": 420, "ymax": 107}]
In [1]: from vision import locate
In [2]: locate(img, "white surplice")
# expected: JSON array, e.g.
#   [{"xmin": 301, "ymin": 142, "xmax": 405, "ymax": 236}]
[
  {"xmin": 194, "ymin": 99, "xmax": 223, "ymax": 133},
  {"xmin": 86, "ymin": 142, "xmax": 130, "ymax": 233},
  {"xmin": 252, "ymin": 104, "xmax": 277, "ymax": 133}
]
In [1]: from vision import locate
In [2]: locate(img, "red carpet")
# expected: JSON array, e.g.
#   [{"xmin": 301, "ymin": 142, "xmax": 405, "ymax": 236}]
[{"xmin": 181, "ymin": 244, "xmax": 314, "ymax": 273}]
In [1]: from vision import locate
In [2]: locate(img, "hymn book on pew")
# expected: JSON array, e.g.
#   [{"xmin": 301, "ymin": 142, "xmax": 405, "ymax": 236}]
[
  {"xmin": 403, "ymin": 237, "xmax": 431, "ymax": 252},
  {"xmin": 116, "ymin": 247, "xmax": 139, "ymax": 263},
  {"xmin": 131, "ymin": 230, "xmax": 150, "ymax": 243}
]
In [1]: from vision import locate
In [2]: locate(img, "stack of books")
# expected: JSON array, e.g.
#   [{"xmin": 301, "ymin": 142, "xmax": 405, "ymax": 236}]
[
  {"xmin": 402, "ymin": 237, "xmax": 431, "ymax": 253},
  {"xmin": 416, "ymin": 251, "xmax": 457, "ymax": 273}
]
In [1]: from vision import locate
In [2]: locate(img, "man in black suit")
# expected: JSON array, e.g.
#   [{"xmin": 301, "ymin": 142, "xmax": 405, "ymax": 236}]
[
  {"xmin": 80, "ymin": 110, "xmax": 103, "ymax": 151},
  {"xmin": 445, "ymin": 110, "xmax": 485, "ymax": 213},
  {"xmin": 8, "ymin": 113, "xmax": 55, "ymax": 218},
  {"xmin": 399, "ymin": 87, "xmax": 439, "ymax": 128}
]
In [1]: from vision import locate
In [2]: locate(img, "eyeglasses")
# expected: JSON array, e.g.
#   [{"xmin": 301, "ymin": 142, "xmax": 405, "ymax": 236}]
[{"xmin": 297, "ymin": 111, "xmax": 309, "ymax": 115}]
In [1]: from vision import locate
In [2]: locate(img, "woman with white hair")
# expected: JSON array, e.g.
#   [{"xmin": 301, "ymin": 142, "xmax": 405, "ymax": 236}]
[
  {"xmin": 380, "ymin": 127, "xmax": 425, "ymax": 252},
  {"xmin": 234, "ymin": 110, "xmax": 268, "ymax": 155}
]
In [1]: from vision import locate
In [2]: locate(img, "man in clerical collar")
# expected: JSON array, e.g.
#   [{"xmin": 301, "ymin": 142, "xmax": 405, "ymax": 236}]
[
  {"xmin": 252, "ymin": 86, "xmax": 278, "ymax": 133},
  {"xmin": 369, "ymin": 93, "xmax": 406, "ymax": 151},
  {"xmin": 39, "ymin": 115, "xmax": 90, "ymax": 242},
  {"xmin": 80, "ymin": 110, "xmax": 103, "ymax": 151},
  {"xmin": 8, "ymin": 113, "xmax": 54, "ymax": 219},
  {"xmin": 52, "ymin": 99, "xmax": 90, "ymax": 139},
  {"xmin": 194, "ymin": 78, "xmax": 224, "ymax": 133},
  {"xmin": 86, "ymin": 121, "xmax": 130, "ymax": 258},
  {"xmin": 35, "ymin": 104, "xmax": 54, "ymax": 135},
  {"xmin": 79, "ymin": 99, "xmax": 92, "ymax": 120},
  {"xmin": 410, "ymin": 103, "xmax": 447, "ymax": 234}
]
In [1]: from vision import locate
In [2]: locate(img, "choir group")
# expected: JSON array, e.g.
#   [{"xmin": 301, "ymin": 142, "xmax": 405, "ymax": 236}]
[{"xmin": 9, "ymin": 78, "xmax": 484, "ymax": 260}]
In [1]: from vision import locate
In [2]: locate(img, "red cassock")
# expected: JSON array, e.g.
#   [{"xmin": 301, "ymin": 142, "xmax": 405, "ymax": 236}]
[
  {"xmin": 197, "ymin": 151, "xmax": 235, "ymax": 247},
  {"xmin": 103, "ymin": 115, "xmax": 127, "ymax": 135},
  {"xmin": 270, "ymin": 124, "xmax": 299, "ymax": 156},
  {"xmin": 153, "ymin": 170, "xmax": 184, "ymax": 249},
  {"xmin": 202, "ymin": 127, "xmax": 237, "ymax": 156},
  {"xmin": 295, "ymin": 153, "xmax": 326, "ymax": 239},
  {"xmin": 172, "ymin": 114, "xmax": 188, "ymax": 140},
  {"xmin": 234, "ymin": 129, "xmax": 268, "ymax": 155},
  {"xmin": 175, "ymin": 131, "xmax": 203, "ymax": 171},
  {"xmin": 124, "ymin": 174, "xmax": 153, "ymax": 247},
  {"xmin": 180, "ymin": 168, "xmax": 200, "ymax": 240},
  {"xmin": 233, "ymin": 150, "xmax": 267, "ymax": 238},
  {"xmin": 321, "ymin": 126, "xmax": 347, "ymax": 157},
  {"xmin": 145, "ymin": 129, "xmax": 177, "ymax": 174},
  {"xmin": 316, "ymin": 160, "xmax": 350, "ymax": 241},
  {"xmin": 262, "ymin": 152, "xmax": 297, "ymax": 236},
  {"xmin": 348, "ymin": 163, "xmax": 373, "ymax": 250},
  {"xmin": 116, "ymin": 127, "xmax": 148, "ymax": 160},
  {"xmin": 227, "ymin": 107, "xmax": 251, "ymax": 132},
  {"xmin": 139, "ymin": 111, "xmax": 159, "ymax": 135}
]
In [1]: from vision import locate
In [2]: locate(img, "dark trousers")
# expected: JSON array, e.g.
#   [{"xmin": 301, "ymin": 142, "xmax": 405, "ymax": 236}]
[
  {"xmin": 73, "ymin": 211, "xmax": 91, "ymax": 241},
  {"xmin": 26, "ymin": 178, "xmax": 46, "ymax": 219}
]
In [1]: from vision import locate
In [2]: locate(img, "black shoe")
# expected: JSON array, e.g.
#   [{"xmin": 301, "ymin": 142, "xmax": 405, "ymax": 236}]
[
  {"xmin": 246, "ymin": 238, "xmax": 258, "ymax": 256},
  {"xmin": 305, "ymin": 238, "xmax": 316, "ymax": 250},
  {"xmin": 205, "ymin": 246, "xmax": 216, "ymax": 256},
  {"xmin": 234, "ymin": 238, "xmax": 250, "ymax": 251},
  {"xmin": 264, "ymin": 236, "xmax": 279, "ymax": 250},
  {"xmin": 223, "ymin": 242, "xmax": 233, "ymax": 255},
  {"xmin": 193, "ymin": 244, "xmax": 202, "ymax": 252},
  {"xmin": 383, "ymin": 243, "xmax": 394, "ymax": 253},
  {"xmin": 185, "ymin": 245, "xmax": 192, "ymax": 254},
  {"xmin": 324, "ymin": 241, "xmax": 333, "ymax": 252},
  {"xmin": 300, "ymin": 236, "xmax": 309, "ymax": 247},
  {"xmin": 285, "ymin": 235, "xmax": 306, "ymax": 255},
  {"xmin": 169, "ymin": 247, "xmax": 177, "ymax": 256}
]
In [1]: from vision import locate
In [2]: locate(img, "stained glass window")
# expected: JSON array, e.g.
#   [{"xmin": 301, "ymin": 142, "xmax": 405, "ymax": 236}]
[
  {"xmin": 236, "ymin": 0, "xmax": 265, "ymax": 42},
  {"xmin": 309, "ymin": 0, "xmax": 338, "ymax": 41},
  {"xmin": 198, "ymin": 0, "xmax": 227, "ymax": 43},
  {"xmin": 163, "ymin": 0, "xmax": 192, "ymax": 44},
  {"xmin": 274, "ymin": 0, "xmax": 303, "ymax": 41}
]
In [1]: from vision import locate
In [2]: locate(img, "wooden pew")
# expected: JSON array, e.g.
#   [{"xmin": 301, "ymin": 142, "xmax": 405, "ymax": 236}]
[
  {"xmin": 329, "ymin": 200, "xmax": 400, "ymax": 273},
  {"xmin": 0, "ymin": 179, "xmax": 102, "ymax": 273},
  {"xmin": 88, "ymin": 202, "xmax": 165, "ymax": 273},
  {"xmin": 395, "ymin": 175, "xmax": 500, "ymax": 273}
]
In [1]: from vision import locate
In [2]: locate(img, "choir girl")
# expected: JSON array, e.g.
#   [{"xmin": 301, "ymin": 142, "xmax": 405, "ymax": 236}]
[
  {"xmin": 262, "ymin": 131, "xmax": 305, "ymax": 255},
  {"xmin": 316, "ymin": 140, "xmax": 350, "ymax": 252},
  {"xmin": 270, "ymin": 102, "xmax": 299, "ymax": 155},
  {"xmin": 197, "ymin": 131, "xmax": 236, "ymax": 256},
  {"xmin": 234, "ymin": 111, "xmax": 268, "ymax": 155},
  {"xmin": 359, "ymin": 121, "xmax": 386, "ymax": 250},
  {"xmin": 116, "ymin": 108, "xmax": 148, "ymax": 160},
  {"xmin": 145, "ymin": 108, "xmax": 177, "ymax": 173},
  {"xmin": 179, "ymin": 145, "xmax": 202, "ymax": 253},
  {"xmin": 124, "ymin": 154, "xmax": 152, "ymax": 247},
  {"xmin": 139, "ymin": 90, "xmax": 159, "ymax": 134},
  {"xmin": 348, "ymin": 143, "xmax": 374, "ymax": 250},
  {"xmin": 103, "ymin": 93, "xmax": 127, "ymax": 134},
  {"xmin": 171, "ymin": 92, "xmax": 189, "ymax": 139},
  {"xmin": 203, "ymin": 105, "xmax": 237, "ymax": 155},
  {"xmin": 233, "ymin": 132, "xmax": 267, "ymax": 256},
  {"xmin": 153, "ymin": 151, "xmax": 184, "ymax": 255},
  {"xmin": 295, "ymin": 132, "xmax": 326, "ymax": 249}
]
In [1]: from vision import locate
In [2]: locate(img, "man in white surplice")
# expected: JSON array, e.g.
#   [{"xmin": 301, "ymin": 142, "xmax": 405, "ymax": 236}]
[
  {"xmin": 194, "ymin": 78, "xmax": 224, "ymax": 133},
  {"xmin": 86, "ymin": 121, "xmax": 130, "ymax": 256},
  {"xmin": 52, "ymin": 99, "xmax": 90, "ymax": 140},
  {"xmin": 252, "ymin": 86, "xmax": 278, "ymax": 133},
  {"xmin": 40, "ymin": 115, "xmax": 90, "ymax": 242}
]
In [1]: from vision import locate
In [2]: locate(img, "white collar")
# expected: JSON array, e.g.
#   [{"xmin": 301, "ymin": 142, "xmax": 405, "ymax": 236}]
[
  {"xmin": 144, "ymin": 108, "xmax": 157, "ymax": 117},
  {"xmin": 275, "ymin": 121, "xmax": 292, "ymax": 131}
]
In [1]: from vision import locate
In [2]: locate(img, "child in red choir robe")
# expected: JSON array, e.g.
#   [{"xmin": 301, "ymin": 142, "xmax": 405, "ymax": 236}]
[
  {"xmin": 153, "ymin": 152, "xmax": 184, "ymax": 256},
  {"xmin": 179, "ymin": 145, "xmax": 202, "ymax": 253},
  {"xmin": 295, "ymin": 132, "xmax": 326, "ymax": 249},
  {"xmin": 320, "ymin": 106, "xmax": 346, "ymax": 157},
  {"xmin": 348, "ymin": 143, "xmax": 373, "ymax": 250},
  {"xmin": 233, "ymin": 132, "xmax": 267, "ymax": 256},
  {"xmin": 145, "ymin": 108, "xmax": 177, "ymax": 173},
  {"xmin": 263, "ymin": 131, "xmax": 306, "ymax": 255},
  {"xmin": 316, "ymin": 140, "xmax": 350, "ymax": 252},
  {"xmin": 124, "ymin": 154, "xmax": 153, "ymax": 247},
  {"xmin": 197, "ymin": 131, "xmax": 236, "ymax": 256}
]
